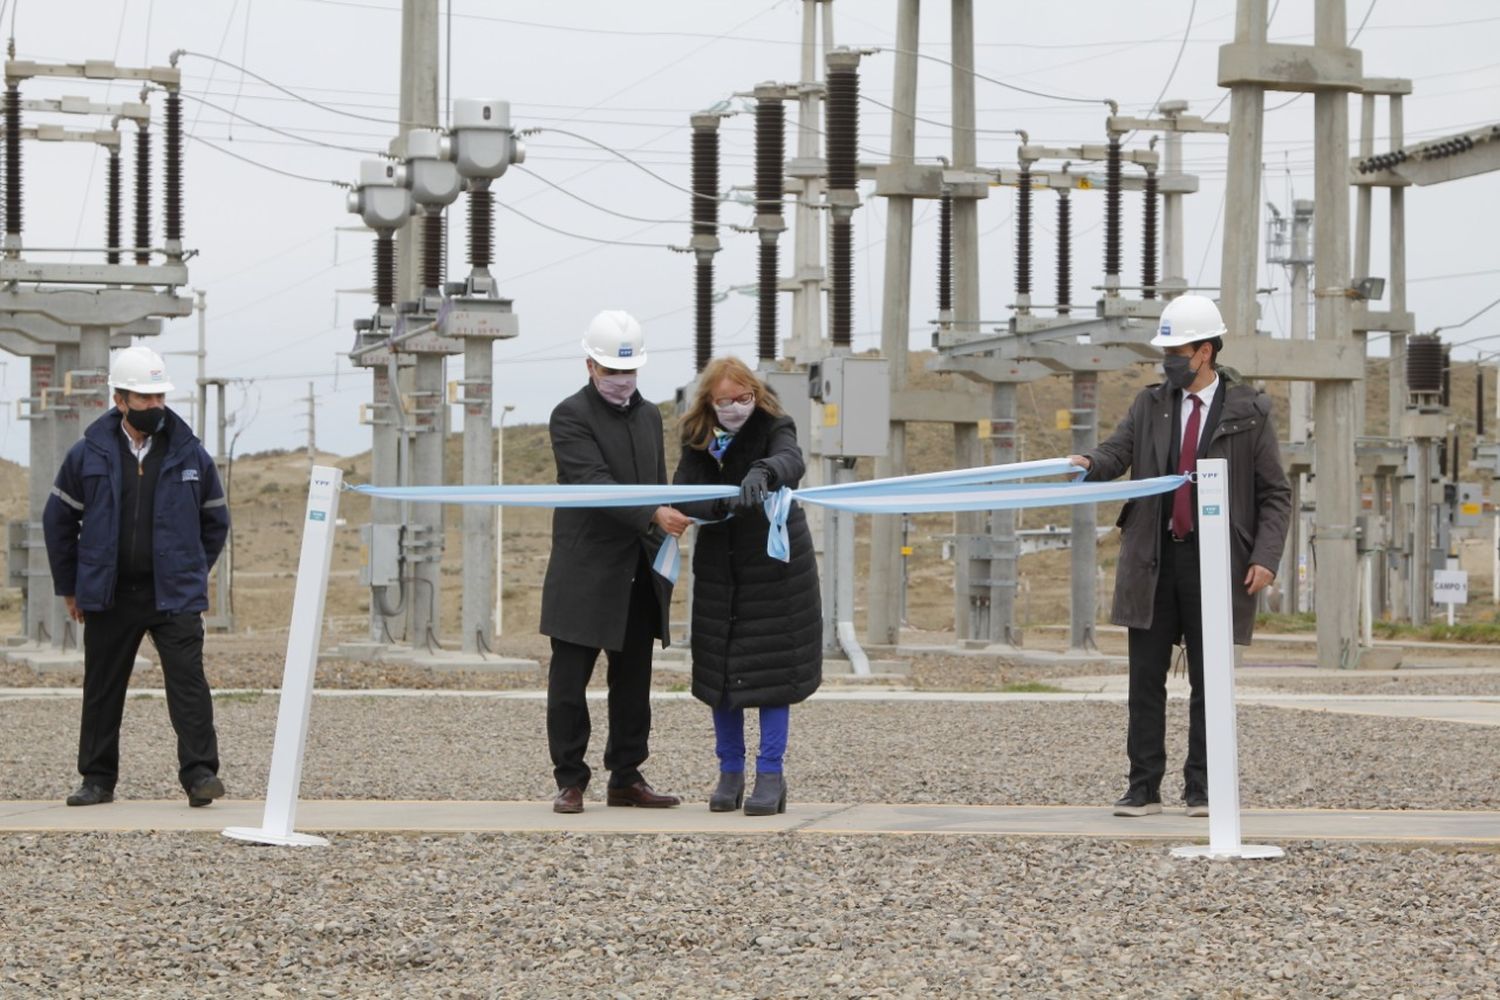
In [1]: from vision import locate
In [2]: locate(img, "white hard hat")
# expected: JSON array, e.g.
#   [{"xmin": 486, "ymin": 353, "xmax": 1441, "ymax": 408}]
[
  {"xmin": 108, "ymin": 345, "xmax": 175, "ymax": 394},
  {"xmin": 581, "ymin": 310, "xmax": 647, "ymax": 371},
  {"xmin": 1150, "ymin": 294, "xmax": 1227, "ymax": 348}
]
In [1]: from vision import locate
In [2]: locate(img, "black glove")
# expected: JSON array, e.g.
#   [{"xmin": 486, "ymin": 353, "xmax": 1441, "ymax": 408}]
[{"xmin": 737, "ymin": 467, "xmax": 771, "ymax": 511}]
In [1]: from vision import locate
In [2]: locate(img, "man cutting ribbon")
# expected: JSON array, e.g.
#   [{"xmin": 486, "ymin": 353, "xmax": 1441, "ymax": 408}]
[{"xmin": 1069, "ymin": 295, "xmax": 1291, "ymax": 821}]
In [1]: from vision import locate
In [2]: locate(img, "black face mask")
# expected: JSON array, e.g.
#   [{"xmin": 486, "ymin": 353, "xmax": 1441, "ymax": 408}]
[
  {"xmin": 125, "ymin": 407, "xmax": 166, "ymax": 435},
  {"xmin": 1162, "ymin": 353, "xmax": 1199, "ymax": 391}
]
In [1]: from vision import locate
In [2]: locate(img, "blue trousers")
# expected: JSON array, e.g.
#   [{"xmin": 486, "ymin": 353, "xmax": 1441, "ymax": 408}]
[{"xmin": 712, "ymin": 705, "xmax": 790, "ymax": 774}]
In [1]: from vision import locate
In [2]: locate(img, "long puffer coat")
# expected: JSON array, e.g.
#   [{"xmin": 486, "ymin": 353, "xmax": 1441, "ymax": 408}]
[{"xmin": 673, "ymin": 408, "xmax": 822, "ymax": 709}]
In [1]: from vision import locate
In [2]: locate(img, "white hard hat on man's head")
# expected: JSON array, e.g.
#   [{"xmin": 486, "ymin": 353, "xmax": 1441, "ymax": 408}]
[
  {"xmin": 1150, "ymin": 294, "xmax": 1227, "ymax": 348},
  {"xmin": 108, "ymin": 345, "xmax": 175, "ymax": 394},
  {"xmin": 581, "ymin": 310, "xmax": 647, "ymax": 371}
]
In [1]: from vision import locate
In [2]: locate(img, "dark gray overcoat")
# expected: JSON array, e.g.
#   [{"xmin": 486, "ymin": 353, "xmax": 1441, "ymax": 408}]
[
  {"xmin": 673, "ymin": 409, "xmax": 822, "ymax": 710},
  {"xmin": 539, "ymin": 383, "xmax": 672, "ymax": 651},
  {"xmin": 1083, "ymin": 367, "xmax": 1291, "ymax": 645}
]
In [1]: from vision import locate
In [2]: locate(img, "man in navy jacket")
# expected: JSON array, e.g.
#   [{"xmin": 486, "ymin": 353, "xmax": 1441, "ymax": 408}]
[{"xmin": 43, "ymin": 346, "xmax": 231, "ymax": 808}]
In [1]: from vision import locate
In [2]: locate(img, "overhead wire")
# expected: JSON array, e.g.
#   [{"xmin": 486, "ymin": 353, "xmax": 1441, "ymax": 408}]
[
  {"xmin": 187, "ymin": 133, "xmax": 348, "ymax": 186},
  {"xmin": 174, "ymin": 49, "xmax": 424, "ymax": 127},
  {"xmin": 495, "ymin": 200, "xmax": 682, "ymax": 251},
  {"xmin": 518, "ymin": 126, "xmax": 731, "ymax": 204},
  {"xmin": 870, "ymin": 46, "xmax": 1113, "ymax": 108},
  {"xmin": 514, "ymin": 165, "xmax": 685, "ymax": 226},
  {"xmin": 177, "ymin": 91, "xmax": 384, "ymax": 154}
]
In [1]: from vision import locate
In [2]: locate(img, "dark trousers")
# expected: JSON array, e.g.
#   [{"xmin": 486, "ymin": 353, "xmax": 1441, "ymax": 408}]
[
  {"xmin": 78, "ymin": 578, "xmax": 219, "ymax": 792},
  {"xmin": 1124, "ymin": 537, "xmax": 1207, "ymax": 798},
  {"xmin": 546, "ymin": 573, "xmax": 658, "ymax": 791}
]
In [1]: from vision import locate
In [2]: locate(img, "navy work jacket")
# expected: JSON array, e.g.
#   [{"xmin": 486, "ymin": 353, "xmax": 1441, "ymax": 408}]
[{"xmin": 43, "ymin": 407, "xmax": 230, "ymax": 614}]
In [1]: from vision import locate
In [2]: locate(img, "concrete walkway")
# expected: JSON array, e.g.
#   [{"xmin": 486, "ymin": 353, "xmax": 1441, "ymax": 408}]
[
  {"xmin": 7, "ymin": 686, "xmax": 1500, "ymax": 726},
  {"xmin": 2, "ymin": 798, "xmax": 1497, "ymax": 845}
]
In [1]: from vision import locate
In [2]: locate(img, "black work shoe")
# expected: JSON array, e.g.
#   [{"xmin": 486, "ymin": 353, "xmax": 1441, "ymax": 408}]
[
  {"xmin": 65, "ymin": 782, "xmax": 115, "ymax": 807},
  {"xmin": 187, "ymin": 775, "xmax": 225, "ymax": 808},
  {"xmin": 1184, "ymin": 792, "xmax": 1209, "ymax": 818},
  {"xmin": 1112, "ymin": 786, "xmax": 1162, "ymax": 817}
]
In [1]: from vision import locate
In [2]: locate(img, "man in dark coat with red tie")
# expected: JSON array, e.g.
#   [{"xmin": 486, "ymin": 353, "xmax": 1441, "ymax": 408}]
[{"xmin": 1069, "ymin": 294, "xmax": 1291, "ymax": 820}]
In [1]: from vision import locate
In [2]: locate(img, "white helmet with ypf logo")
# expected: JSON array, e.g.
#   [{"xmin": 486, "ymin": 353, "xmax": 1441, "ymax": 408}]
[
  {"xmin": 1150, "ymin": 294, "xmax": 1227, "ymax": 348},
  {"xmin": 108, "ymin": 345, "xmax": 175, "ymax": 394},
  {"xmin": 581, "ymin": 310, "xmax": 647, "ymax": 371}
]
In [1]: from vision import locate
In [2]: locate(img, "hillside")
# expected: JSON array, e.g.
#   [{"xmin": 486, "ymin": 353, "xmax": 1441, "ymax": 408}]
[{"xmin": 1, "ymin": 351, "xmax": 1494, "ymax": 640}]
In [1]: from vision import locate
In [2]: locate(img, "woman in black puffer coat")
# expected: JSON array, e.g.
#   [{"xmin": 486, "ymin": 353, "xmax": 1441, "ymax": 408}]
[{"xmin": 673, "ymin": 356, "xmax": 822, "ymax": 816}]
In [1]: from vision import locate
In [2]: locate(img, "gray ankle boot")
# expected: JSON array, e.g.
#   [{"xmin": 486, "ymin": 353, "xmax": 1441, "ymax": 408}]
[
  {"xmin": 743, "ymin": 772, "xmax": 786, "ymax": 816},
  {"xmin": 709, "ymin": 771, "xmax": 745, "ymax": 812}
]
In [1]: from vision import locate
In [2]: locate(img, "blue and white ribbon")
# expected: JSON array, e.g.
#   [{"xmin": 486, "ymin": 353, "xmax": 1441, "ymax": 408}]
[{"xmin": 350, "ymin": 461, "xmax": 1187, "ymax": 578}]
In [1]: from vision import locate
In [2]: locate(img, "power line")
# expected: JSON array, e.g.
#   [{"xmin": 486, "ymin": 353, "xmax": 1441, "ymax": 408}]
[
  {"xmin": 515, "ymin": 165, "xmax": 685, "ymax": 226},
  {"xmin": 860, "ymin": 93, "xmax": 1024, "ymax": 140},
  {"xmin": 175, "ymin": 48, "xmax": 421, "ymax": 127},
  {"xmin": 1144, "ymin": 0, "xmax": 1196, "ymax": 119},
  {"xmin": 495, "ymin": 201, "xmax": 682, "ymax": 251},
  {"xmin": 178, "ymin": 91, "xmax": 384, "ymax": 154},
  {"xmin": 870, "ymin": 46, "xmax": 1113, "ymax": 108},
  {"xmin": 1439, "ymin": 296, "xmax": 1500, "ymax": 341},
  {"xmin": 187, "ymin": 133, "xmax": 348, "ymax": 186},
  {"xmin": 518, "ymin": 126, "xmax": 729, "ymax": 204}
]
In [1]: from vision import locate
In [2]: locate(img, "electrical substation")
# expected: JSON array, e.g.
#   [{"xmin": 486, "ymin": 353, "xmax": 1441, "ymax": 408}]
[{"xmin": 4, "ymin": 0, "xmax": 1500, "ymax": 678}]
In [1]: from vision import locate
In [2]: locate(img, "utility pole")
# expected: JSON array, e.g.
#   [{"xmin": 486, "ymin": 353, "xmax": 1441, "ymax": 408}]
[
  {"xmin": 868, "ymin": 0, "xmax": 918, "ymax": 647},
  {"xmin": 397, "ymin": 0, "xmax": 444, "ymax": 650},
  {"xmin": 1311, "ymin": 0, "xmax": 1360, "ymax": 667}
]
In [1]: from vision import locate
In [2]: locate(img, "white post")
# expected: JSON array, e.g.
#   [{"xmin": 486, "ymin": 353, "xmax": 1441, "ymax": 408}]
[
  {"xmin": 223, "ymin": 466, "xmax": 344, "ymax": 848},
  {"xmin": 1172, "ymin": 459, "xmax": 1283, "ymax": 860}
]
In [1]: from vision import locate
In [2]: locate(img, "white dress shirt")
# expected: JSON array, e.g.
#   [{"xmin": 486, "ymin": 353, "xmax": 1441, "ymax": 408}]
[{"xmin": 1179, "ymin": 370, "xmax": 1220, "ymax": 454}]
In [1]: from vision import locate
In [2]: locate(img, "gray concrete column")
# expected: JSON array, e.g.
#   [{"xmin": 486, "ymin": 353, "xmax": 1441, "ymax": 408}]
[
  {"xmin": 50, "ymin": 342, "xmax": 81, "ymax": 651},
  {"xmin": 408, "ymin": 353, "xmax": 446, "ymax": 647},
  {"xmin": 1070, "ymin": 373, "xmax": 1098, "ymax": 649},
  {"xmin": 987, "ymin": 385, "xmax": 1019, "ymax": 645},
  {"xmin": 460, "ymin": 337, "xmax": 494, "ymax": 652},
  {"xmin": 24, "ymin": 355, "xmax": 56, "ymax": 644},
  {"xmin": 1218, "ymin": 0, "xmax": 1268, "ymax": 337},
  {"xmin": 369, "ymin": 367, "xmax": 403, "ymax": 642},
  {"xmin": 1312, "ymin": 0, "xmax": 1359, "ymax": 667},
  {"xmin": 867, "ymin": 0, "xmax": 919, "ymax": 647}
]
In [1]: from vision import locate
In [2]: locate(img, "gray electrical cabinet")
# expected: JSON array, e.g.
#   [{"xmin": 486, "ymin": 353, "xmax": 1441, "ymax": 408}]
[
  {"xmin": 1455, "ymin": 483, "xmax": 1483, "ymax": 528},
  {"xmin": 361, "ymin": 523, "xmax": 402, "ymax": 587},
  {"xmin": 761, "ymin": 369, "xmax": 813, "ymax": 462},
  {"xmin": 807, "ymin": 355, "xmax": 890, "ymax": 458}
]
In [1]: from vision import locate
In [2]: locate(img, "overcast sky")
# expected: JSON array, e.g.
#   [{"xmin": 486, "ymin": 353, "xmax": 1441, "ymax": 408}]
[{"xmin": 0, "ymin": 0, "xmax": 1496, "ymax": 466}]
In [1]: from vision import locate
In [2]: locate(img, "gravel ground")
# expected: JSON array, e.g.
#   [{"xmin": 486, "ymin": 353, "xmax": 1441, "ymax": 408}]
[
  {"xmin": 1237, "ymin": 673, "xmax": 1500, "ymax": 697},
  {"xmin": 0, "ymin": 645, "xmax": 1132, "ymax": 693},
  {"xmin": 4, "ymin": 697, "xmax": 1497, "ymax": 811},
  {"xmin": 1, "ymin": 832, "xmax": 1496, "ymax": 999}
]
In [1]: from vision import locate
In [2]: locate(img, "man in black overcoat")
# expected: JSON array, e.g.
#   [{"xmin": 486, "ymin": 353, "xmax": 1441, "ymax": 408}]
[{"xmin": 540, "ymin": 310, "xmax": 690, "ymax": 813}]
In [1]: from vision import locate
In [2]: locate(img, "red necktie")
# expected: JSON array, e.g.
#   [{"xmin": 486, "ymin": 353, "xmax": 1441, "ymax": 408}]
[{"xmin": 1171, "ymin": 394, "xmax": 1202, "ymax": 540}]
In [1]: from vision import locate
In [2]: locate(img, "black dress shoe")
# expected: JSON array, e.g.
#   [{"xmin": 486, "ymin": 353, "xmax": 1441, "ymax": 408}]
[
  {"xmin": 709, "ymin": 772, "xmax": 745, "ymax": 812},
  {"xmin": 606, "ymin": 781, "xmax": 681, "ymax": 808},
  {"xmin": 187, "ymin": 775, "xmax": 225, "ymax": 808},
  {"xmin": 743, "ymin": 772, "xmax": 787, "ymax": 816},
  {"xmin": 1112, "ymin": 786, "xmax": 1162, "ymax": 817},
  {"xmin": 553, "ymin": 786, "xmax": 584, "ymax": 814},
  {"xmin": 66, "ymin": 782, "xmax": 115, "ymax": 807}
]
